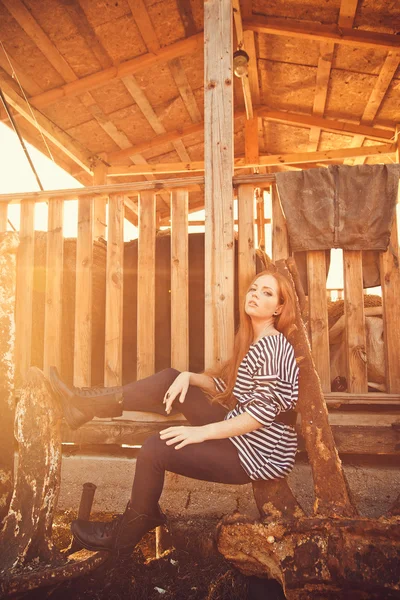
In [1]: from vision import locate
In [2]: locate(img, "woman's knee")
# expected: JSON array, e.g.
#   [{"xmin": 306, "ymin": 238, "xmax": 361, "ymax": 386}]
[
  {"xmin": 160, "ymin": 368, "xmax": 180, "ymax": 384},
  {"xmin": 139, "ymin": 434, "xmax": 165, "ymax": 461}
]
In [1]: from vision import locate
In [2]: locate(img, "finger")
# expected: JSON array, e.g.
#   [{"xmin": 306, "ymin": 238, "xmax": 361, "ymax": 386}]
[
  {"xmin": 179, "ymin": 388, "xmax": 187, "ymax": 404},
  {"xmin": 165, "ymin": 435, "xmax": 185, "ymax": 446}
]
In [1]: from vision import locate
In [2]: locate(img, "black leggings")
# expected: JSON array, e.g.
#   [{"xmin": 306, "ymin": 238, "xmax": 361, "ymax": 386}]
[{"xmin": 122, "ymin": 369, "xmax": 251, "ymax": 515}]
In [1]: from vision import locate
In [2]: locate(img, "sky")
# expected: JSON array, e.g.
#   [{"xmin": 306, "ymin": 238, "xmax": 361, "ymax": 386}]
[{"xmin": 0, "ymin": 120, "xmax": 348, "ymax": 290}]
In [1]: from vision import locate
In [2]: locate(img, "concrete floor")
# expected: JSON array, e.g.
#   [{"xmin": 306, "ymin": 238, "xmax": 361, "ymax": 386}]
[{"xmin": 58, "ymin": 453, "xmax": 399, "ymax": 520}]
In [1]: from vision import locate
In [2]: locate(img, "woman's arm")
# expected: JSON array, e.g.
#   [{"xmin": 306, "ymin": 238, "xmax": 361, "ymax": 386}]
[
  {"xmin": 160, "ymin": 412, "xmax": 262, "ymax": 449},
  {"xmin": 163, "ymin": 371, "xmax": 216, "ymax": 414}
]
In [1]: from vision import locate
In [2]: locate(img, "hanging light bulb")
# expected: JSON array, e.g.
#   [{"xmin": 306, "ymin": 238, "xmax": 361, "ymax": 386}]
[{"xmin": 233, "ymin": 49, "xmax": 250, "ymax": 78}]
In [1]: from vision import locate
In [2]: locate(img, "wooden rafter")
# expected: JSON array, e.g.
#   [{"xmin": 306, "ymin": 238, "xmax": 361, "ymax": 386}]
[
  {"xmin": 28, "ymin": 33, "xmax": 203, "ymax": 110},
  {"xmin": 106, "ymin": 142, "xmax": 396, "ymax": 175},
  {"xmin": 244, "ymin": 16, "xmax": 400, "ymax": 51}
]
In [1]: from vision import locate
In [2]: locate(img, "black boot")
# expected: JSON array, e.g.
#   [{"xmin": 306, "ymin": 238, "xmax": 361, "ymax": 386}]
[
  {"xmin": 49, "ymin": 366, "xmax": 124, "ymax": 430},
  {"xmin": 71, "ymin": 503, "xmax": 166, "ymax": 553}
]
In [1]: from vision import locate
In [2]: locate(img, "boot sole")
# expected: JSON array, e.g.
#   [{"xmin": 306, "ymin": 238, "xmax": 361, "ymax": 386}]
[{"xmin": 71, "ymin": 530, "xmax": 113, "ymax": 553}]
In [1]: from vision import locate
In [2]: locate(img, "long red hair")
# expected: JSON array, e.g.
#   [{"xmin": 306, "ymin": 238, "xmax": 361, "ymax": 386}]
[{"xmin": 207, "ymin": 269, "xmax": 296, "ymax": 409}]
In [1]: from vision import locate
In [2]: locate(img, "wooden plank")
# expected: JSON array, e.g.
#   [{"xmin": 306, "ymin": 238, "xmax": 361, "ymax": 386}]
[
  {"xmin": 168, "ymin": 58, "xmax": 202, "ymax": 123},
  {"xmin": 244, "ymin": 16, "xmax": 400, "ymax": 51},
  {"xmin": 308, "ymin": 42, "xmax": 334, "ymax": 151},
  {"xmin": 0, "ymin": 204, "xmax": 8, "ymax": 232},
  {"xmin": 74, "ymin": 196, "xmax": 94, "ymax": 387},
  {"xmin": 92, "ymin": 162, "xmax": 108, "ymax": 240},
  {"xmin": 15, "ymin": 200, "xmax": 35, "ymax": 386},
  {"xmin": 343, "ymin": 251, "xmax": 368, "ymax": 392},
  {"xmin": 256, "ymin": 189, "xmax": 265, "ymax": 250},
  {"xmin": 137, "ymin": 191, "xmax": 156, "ymax": 379},
  {"xmin": 362, "ymin": 52, "xmax": 400, "ymax": 125},
  {"xmin": 325, "ymin": 392, "xmax": 400, "ymax": 407},
  {"xmin": 204, "ymin": 0, "xmax": 234, "ymax": 370},
  {"xmin": 170, "ymin": 190, "xmax": 189, "ymax": 371},
  {"xmin": 238, "ymin": 185, "xmax": 256, "ymax": 304},
  {"xmin": 307, "ymin": 251, "xmax": 331, "ymax": 392},
  {"xmin": 338, "ymin": 0, "xmax": 358, "ymax": 28},
  {"xmin": 128, "ymin": 0, "xmax": 160, "ymax": 53},
  {"xmin": 43, "ymin": 199, "xmax": 64, "ymax": 376},
  {"xmin": 104, "ymin": 194, "xmax": 124, "ymax": 386},
  {"xmin": 271, "ymin": 184, "xmax": 289, "ymax": 261}
]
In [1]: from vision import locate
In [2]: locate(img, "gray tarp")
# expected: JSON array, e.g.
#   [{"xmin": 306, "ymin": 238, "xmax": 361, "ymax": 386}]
[{"xmin": 275, "ymin": 164, "xmax": 399, "ymax": 252}]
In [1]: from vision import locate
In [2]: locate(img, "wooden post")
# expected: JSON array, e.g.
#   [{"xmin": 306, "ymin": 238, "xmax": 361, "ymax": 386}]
[
  {"xmin": 307, "ymin": 251, "xmax": 331, "ymax": 392},
  {"xmin": 0, "ymin": 203, "xmax": 8, "ymax": 232},
  {"xmin": 137, "ymin": 190, "xmax": 156, "ymax": 379},
  {"xmin": 43, "ymin": 199, "xmax": 64, "ymax": 376},
  {"xmin": 343, "ymin": 251, "xmax": 368, "ymax": 392},
  {"xmin": 238, "ymin": 184, "xmax": 256, "ymax": 303},
  {"xmin": 104, "ymin": 194, "xmax": 124, "ymax": 386},
  {"xmin": 255, "ymin": 188, "xmax": 265, "ymax": 250},
  {"xmin": 93, "ymin": 161, "xmax": 107, "ymax": 240},
  {"xmin": 171, "ymin": 190, "xmax": 189, "ymax": 371},
  {"xmin": 379, "ymin": 124, "xmax": 400, "ymax": 392},
  {"xmin": 15, "ymin": 200, "xmax": 35, "ymax": 386},
  {"xmin": 74, "ymin": 196, "xmax": 94, "ymax": 387},
  {"xmin": 204, "ymin": 0, "xmax": 234, "ymax": 370},
  {"xmin": 271, "ymin": 183, "xmax": 289, "ymax": 260}
]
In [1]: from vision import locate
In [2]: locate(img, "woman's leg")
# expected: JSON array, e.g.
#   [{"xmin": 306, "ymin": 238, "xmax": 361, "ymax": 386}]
[
  {"xmin": 129, "ymin": 434, "xmax": 250, "ymax": 516},
  {"xmin": 122, "ymin": 368, "xmax": 227, "ymax": 425}
]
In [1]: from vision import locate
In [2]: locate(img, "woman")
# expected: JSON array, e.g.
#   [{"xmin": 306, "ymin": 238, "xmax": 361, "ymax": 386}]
[{"xmin": 50, "ymin": 269, "xmax": 299, "ymax": 554}]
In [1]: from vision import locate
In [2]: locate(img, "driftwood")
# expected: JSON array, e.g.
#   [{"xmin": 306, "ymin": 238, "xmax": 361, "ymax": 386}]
[
  {"xmin": 217, "ymin": 259, "xmax": 400, "ymax": 599},
  {"xmin": 0, "ymin": 369, "xmax": 108, "ymax": 597}
]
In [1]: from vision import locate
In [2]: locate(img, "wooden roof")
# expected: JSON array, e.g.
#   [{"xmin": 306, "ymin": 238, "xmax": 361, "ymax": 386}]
[{"xmin": 0, "ymin": 0, "xmax": 399, "ymax": 209}]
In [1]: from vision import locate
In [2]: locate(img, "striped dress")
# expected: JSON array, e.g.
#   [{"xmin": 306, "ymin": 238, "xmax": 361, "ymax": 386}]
[{"xmin": 214, "ymin": 333, "xmax": 299, "ymax": 480}]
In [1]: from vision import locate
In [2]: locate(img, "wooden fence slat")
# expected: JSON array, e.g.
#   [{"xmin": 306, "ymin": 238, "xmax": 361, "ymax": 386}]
[
  {"xmin": 343, "ymin": 250, "xmax": 368, "ymax": 392},
  {"xmin": 204, "ymin": 0, "xmax": 234, "ymax": 370},
  {"xmin": 43, "ymin": 199, "xmax": 64, "ymax": 376},
  {"xmin": 238, "ymin": 184, "xmax": 256, "ymax": 303},
  {"xmin": 171, "ymin": 189, "xmax": 189, "ymax": 371},
  {"xmin": 15, "ymin": 200, "xmax": 35, "ymax": 386},
  {"xmin": 0, "ymin": 203, "xmax": 8, "ymax": 232},
  {"xmin": 255, "ymin": 188, "xmax": 265, "ymax": 250},
  {"xmin": 137, "ymin": 190, "xmax": 156, "ymax": 379},
  {"xmin": 93, "ymin": 162, "xmax": 107, "ymax": 240},
  {"xmin": 74, "ymin": 196, "xmax": 94, "ymax": 387},
  {"xmin": 104, "ymin": 194, "xmax": 124, "ymax": 386},
  {"xmin": 307, "ymin": 250, "xmax": 331, "ymax": 392},
  {"xmin": 271, "ymin": 183, "xmax": 289, "ymax": 261},
  {"xmin": 380, "ymin": 213, "xmax": 400, "ymax": 392}
]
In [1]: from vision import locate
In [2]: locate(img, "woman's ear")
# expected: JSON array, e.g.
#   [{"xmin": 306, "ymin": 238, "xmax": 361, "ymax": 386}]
[{"xmin": 274, "ymin": 305, "xmax": 283, "ymax": 316}]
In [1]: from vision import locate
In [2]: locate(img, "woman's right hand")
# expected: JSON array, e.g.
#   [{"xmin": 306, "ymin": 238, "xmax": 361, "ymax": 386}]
[{"xmin": 163, "ymin": 371, "xmax": 191, "ymax": 414}]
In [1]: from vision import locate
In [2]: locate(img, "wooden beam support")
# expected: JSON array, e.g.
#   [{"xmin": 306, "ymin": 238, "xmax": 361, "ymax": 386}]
[
  {"xmin": 92, "ymin": 162, "xmax": 108, "ymax": 240},
  {"xmin": 170, "ymin": 190, "xmax": 189, "ymax": 371},
  {"xmin": 137, "ymin": 191, "xmax": 156, "ymax": 379},
  {"xmin": 338, "ymin": 0, "xmax": 358, "ymax": 28},
  {"xmin": 104, "ymin": 194, "xmax": 124, "ymax": 386},
  {"xmin": 271, "ymin": 184, "xmax": 289, "ymax": 261},
  {"xmin": 238, "ymin": 185, "xmax": 256, "ymax": 304},
  {"xmin": 74, "ymin": 195, "xmax": 94, "ymax": 387},
  {"xmin": 28, "ymin": 33, "xmax": 204, "ymax": 109},
  {"xmin": 204, "ymin": 0, "xmax": 234, "ymax": 369},
  {"xmin": 244, "ymin": 16, "xmax": 400, "ymax": 51},
  {"xmin": 308, "ymin": 42, "xmax": 334, "ymax": 151}
]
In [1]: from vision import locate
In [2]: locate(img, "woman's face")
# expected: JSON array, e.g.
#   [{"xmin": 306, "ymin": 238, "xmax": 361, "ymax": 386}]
[{"xmin": 244, "ymin": 273, "xmax": 282, "ymax": 321}]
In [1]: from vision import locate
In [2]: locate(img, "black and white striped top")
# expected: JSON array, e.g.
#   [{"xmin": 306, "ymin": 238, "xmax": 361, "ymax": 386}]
[{"xmin": 214, "ymin": 333, "xmax": 299, "ymax": 480}]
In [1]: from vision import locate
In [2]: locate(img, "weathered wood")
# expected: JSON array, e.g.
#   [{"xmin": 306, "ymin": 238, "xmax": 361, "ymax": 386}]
[
  {"xmin": 137, "ymin": 190, "xmax": 156, "ymax": 378},
  {"xmin": 74, "ymin": 195, "xmax": 94, "ymax": 387},
  {"xmin": 15, "ymin": 200, "xmax": 35, "ymax": 387},
  {"xmin": 271, "ymin": 184, "xmax": 289, "ymax": 261},
  {"xmin": 92, "ymin": 162, "xmax": 107, "ymax": 240},
  {"xmin": 104, "ymin": 194, "xmax": 124, "ymax": 386},
  {"xmin": 43, "ymin": 199, "xmax": 64, "ymax": 376},
  {"xmin": 204, "ymin": 0, "xmax": 234, "ymax": 369},
  {"xmin": 343, "ymin": 251, "xmax": 368, "ymax": 392},
  {"xmin": 0, "ymin": 233, "xmax": 19, "ymax": 523},
  {"xmin": 277, "ymin": 260, "xmax": 355, "ymax": 518},
  {"xmin": 255, "ymin": 189, "xmax": 265, "ymax": 250},
  {"xmin": 171, "ymin": 189, "xmax": 189, "ymax": 371},
  {"xmin": 0, "ymin": 202, "xmax": 8, "ymax": 231},
  {"xmin": 307, "ymin": 252, "xmax": 331, "ymax": 392},
  {"xmin": 238, "ymin": 185, "xmax": 256, "ymax": 304},
  {"xmin": 252, "ymin": 479, "xmax": 305, "ymax": 521}
]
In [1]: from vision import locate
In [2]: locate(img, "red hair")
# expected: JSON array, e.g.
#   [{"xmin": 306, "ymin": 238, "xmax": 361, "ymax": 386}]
[{"xmin": 207, "ymin": 269, "xmax": 296, "ymax": 409}]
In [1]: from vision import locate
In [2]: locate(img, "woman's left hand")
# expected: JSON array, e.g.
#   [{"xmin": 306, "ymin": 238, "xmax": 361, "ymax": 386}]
[{"xmin": 159, "ymin": 425, "xmax": 208, "ymax": 450}]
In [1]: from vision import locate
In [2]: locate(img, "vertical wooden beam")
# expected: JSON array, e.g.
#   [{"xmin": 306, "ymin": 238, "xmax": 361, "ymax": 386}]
[
  {"xmin": 93, "ymin": 161, "xmax": 107, "ymax": 240},
  {"xmin": 256, "ymin": 189, "xmax": 265, "ymax": 250},
  {"xmin": 204, "ymin": 0, "xmax": 234, "ymax": 370},
  {"xmin": 238, "ymin": 184, "xmax": 256, "ymax": 304},
  {"xmin": 74, "ymin": 195, "xmax": 94, "ymax": 387},
  {"xmin": 137, "ymin": 190, "xmax": 156, "ymax": 379},
  {"xmin": 104, "ymin": 194, "xmax": 124, "ymax": 386},
  {"xmin": 307, "ymin": 251, "xmax": 331, "ymax": 392},
  {"xmin": 15, "ymin": 200, "xmax": 35, "ymax": 386},
  {"xmin": 0, "ymin": 203, "xmax": 8, "ymax": 232},
  {"xmin": 343, "ymin": 251, "xmax": 368, "ymax": 392},
  {"xmin": 380, "ymin": 125, "xmax": 400, "ymax": 392},
  {"xmin": 271, "ymin": 184, "xmax": 289, "ymax": 261},
  {"xmin": 171, "ymin": 190, "xmax": 189, "ymax": 371},
  {"xmin": 43, "ymin": 199, "xmax": 64, "ymax": 376}
]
